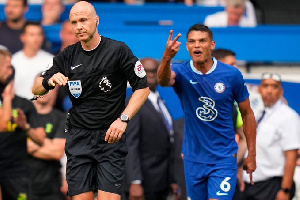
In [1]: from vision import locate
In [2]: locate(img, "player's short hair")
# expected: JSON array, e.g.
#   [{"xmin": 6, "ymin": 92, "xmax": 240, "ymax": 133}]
[
  {"xmin": 187, "ymin": 24, "xmax": 213, "ymax": 40},
  {"xmin": 212, "ymin": 49, "xmax": 236, "ymax": 60}
]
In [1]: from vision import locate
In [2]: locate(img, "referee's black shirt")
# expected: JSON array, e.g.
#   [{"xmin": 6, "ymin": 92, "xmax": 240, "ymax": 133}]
[{"xmin": 42, "ymin": 36, "xmax": 148, "ymax": 129}]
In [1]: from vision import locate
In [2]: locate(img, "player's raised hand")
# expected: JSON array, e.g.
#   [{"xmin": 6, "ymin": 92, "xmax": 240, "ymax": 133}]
[
  {"xmin": 48, "ymin": 72, "xmax": 69, "ymax": 86},
  {"xmin": 163, "ymin": 30, "xmax": 182, "ymax": 60}
]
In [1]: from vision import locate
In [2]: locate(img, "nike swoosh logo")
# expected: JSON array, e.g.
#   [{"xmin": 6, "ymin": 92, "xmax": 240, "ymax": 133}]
[
  {"xmin": 216, "ymin": 191, "xmax": 228, "ymax": 196},
  {"xmin": 190, "ymin": 80, "xmax": 198, "ymax": 84},
  {"xmin": 71, "ymin": 64, "xmax": 82, "ymax": 70}
]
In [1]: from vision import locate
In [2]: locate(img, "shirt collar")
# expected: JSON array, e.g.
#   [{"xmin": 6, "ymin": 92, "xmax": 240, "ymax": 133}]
[{"xmin": 190, "ymin": 57, "xmax": 217, "ymax": 75}]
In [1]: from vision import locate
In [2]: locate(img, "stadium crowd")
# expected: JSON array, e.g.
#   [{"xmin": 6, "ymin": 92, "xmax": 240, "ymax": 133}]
[{"xmin": 0, "ymin": 0, "xmax": 299, "ymax": 200}]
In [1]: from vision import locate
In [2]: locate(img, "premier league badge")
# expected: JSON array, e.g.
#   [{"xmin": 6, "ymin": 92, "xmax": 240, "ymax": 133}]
[{"xmin": 68, "ymin": 80, "xmax": 82, "ymax": 98}]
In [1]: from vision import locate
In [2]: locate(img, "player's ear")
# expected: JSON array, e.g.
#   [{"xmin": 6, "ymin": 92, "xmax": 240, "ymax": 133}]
[{"xmin": 211, "ymin": 40, "xmax": 216, "ymax": 51}]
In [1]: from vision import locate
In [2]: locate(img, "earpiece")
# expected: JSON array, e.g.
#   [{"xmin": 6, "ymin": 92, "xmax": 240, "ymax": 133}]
[{"xmin": 96, "ymin": 20, "xmax": 99, "ymax": 26}]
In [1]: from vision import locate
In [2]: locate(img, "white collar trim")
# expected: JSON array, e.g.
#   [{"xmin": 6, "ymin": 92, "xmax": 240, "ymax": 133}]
[{"xmin": 190, "ymin": 57, "xmax": 217, "ymax": 75}]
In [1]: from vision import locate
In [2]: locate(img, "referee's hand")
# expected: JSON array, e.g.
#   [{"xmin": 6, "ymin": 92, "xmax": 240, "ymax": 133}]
[
  {"xmin": 105, "ymin": 118, "xmax": 127, "ymax": 143},
  {"xmin": 49, "ymin": 72, "xmax": 69, "ymax": 86}
]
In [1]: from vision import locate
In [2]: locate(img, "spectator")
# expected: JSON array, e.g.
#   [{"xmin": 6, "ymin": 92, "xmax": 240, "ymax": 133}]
[
  {"xmin": 294, "ymin": 150, "xmax": 300, "ymax": 200},
  {"xmin": 0, "ymin": 49, "xmax": 46, "ymax": 200},
  {"xmin": 58, "ymin": 20, "xmax": 79, "ymax": 53},
  {"xmin": 41, "ymin": 0, "xmax": 66, "ymax": 26},
  {"xmin": 204, "ymin": 0, "xmax": 257, "ymax": 27},
  {"xmin": 157, "ymin": 24, "xmax": 257, "ymax": 199},
  {"xmin": 143, "ymin": 0, "xmax": 194, "ymax": 5},
  {"xmin": 27, "ymin": 87, "xmax": 67, "ymax": 200},
  {"xmin": 0, "ymin": 0, "xmax": 28, "ymax": 54},
  {"xmin": 122, "ymin": 58, "xmax": 181, "ymax": 200},
  {"xmin": 240, "ymin": 73, "xmax": 300, "ymax": 200},
  {"xmin": 12, "ymin": 21, "xmax": 54, "ymax": 100},
  {"xmin": 0, "ymin": 0, "xmax": 52, "ymax": 54}
]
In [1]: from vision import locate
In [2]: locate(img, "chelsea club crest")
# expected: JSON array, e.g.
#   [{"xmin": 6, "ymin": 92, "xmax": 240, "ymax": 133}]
[{"xmin": 214, "ymin": 82, "xmax": 225, "ymax": 93}]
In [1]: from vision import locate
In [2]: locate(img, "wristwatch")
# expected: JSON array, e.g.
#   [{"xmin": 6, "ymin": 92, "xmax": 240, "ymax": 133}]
[
  {"xmin": 280, "ymin": 187, "xmax": 291, "ymax": 194},
  {"xmin": 120, "ymin": 114, "xmax": 130, "ymax": 123}
]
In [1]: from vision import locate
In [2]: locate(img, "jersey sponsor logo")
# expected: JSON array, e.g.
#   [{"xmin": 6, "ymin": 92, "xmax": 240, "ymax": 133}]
[
  {"xmin": 71, "ymin": 64, "xmax": 82, "ymax": 70},
  {"xmin": 134, "ymin": 60, "xmax": 146, "ymax": 78},
  {"xmin": 99, "ymin": 77, "xmax": 112, "ymax": 92},
  {"xmin": 214, "ymin": 82, "xmax": 225, "ymax": 93},
  {"xmin": 189, "ymin": 80, "xmax": 198, "ymax": 84},
  {"xmin": 196, "ymin": 97, "xmax": 218, "ymax": 121},
  {"xmin": 68, "ymin": 80, "xmax": 82, "ymax": 98}
]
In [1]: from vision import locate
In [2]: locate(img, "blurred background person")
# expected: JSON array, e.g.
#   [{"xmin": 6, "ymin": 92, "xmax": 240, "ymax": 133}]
[
  {"xmin": 12, "ymin": 21, "xmax": 54, "ymax": 100},
  {"xmin": 204, "ymin": 0, "xmax": 257, "ymax": 27},
  {"xmin": 0, "ymin": 0, "xmax": 29, "ymax": 54},
  {"xmin": 294, "ymin": 150, "xmax": 300, "ymax": 200},
  {"xmin": 41, "ymin": 0, "xmax": 65, "ymax": 26},
  {"xmin": 0, "ymin": 0, "xmax": 52, "ymax": 54},
  {"xmin": 240, "ymin": 73, "xmax": 300, "ymax": 200},
  {"xmin": 122, "ymin": 58, "xmax": 182, "ymax": 200},
  {"xmin": 0, "ymin": 49, "xmax": 45, "ymax": 200},
  {"xmin": 27, "ymin": 87, "xmax": 67, "ymax": 200}
]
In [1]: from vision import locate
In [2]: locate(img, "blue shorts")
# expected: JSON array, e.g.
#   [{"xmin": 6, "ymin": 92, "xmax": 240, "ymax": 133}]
[{"xmin": 184, "ymin": 159, "xmax": 237, "ymax": 200}]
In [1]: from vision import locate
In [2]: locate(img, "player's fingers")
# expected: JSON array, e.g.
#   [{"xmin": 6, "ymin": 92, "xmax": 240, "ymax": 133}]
[
  {"xmin": 173, "ymin": 33, "xmax": 182, "ymax": 43},
  {"xmin": 168, "ymin": 30, "xmax": 174, "ymax": 42},
  {"xmin": 173, "ymin": 41, "xmax": 182, "ymax": 49},
  {"xmin": 249, "ymin": 173, "xmax": 254, "ymax": 185}
]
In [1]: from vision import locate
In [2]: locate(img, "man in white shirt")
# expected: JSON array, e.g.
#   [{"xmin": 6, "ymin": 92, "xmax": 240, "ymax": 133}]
[
  {"xmin": 241, "ymin": 73, "xmax": 300, "ymax": 200},
  {"xmin": 12, "ymin": 21, "xmax": 53, "ymax": 100},
  {"xmin": 204, "ymin": 0, "xmax": 257, "ymax": 27}
]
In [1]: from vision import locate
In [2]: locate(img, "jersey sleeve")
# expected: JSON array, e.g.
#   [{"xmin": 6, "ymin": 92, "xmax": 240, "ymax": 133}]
[
  {"xmin": 118, "ymin": 43, "xmax": 148, "ymax": 92},
  {"xmin": 41, "ymin": 52, "xmax": 65, "ymax": 80},
  {"xmin": 171, "ymin": 63, "xmax": 182, "ymax": 95},
  {"xmin": 232, "ymin": 70, "xmax": 249, "ymax": 103}
]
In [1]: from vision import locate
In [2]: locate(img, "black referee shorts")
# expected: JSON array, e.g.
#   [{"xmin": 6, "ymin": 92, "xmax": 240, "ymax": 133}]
[{"xmin": 65, "ymin": 128, "xmax": 128, "ymax": 197}]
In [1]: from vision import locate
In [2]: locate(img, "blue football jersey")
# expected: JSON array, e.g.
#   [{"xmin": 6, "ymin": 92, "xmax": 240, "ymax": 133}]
[{"xmin": 172, "ymin": 58, "xmax": 249, "ymax": 164}]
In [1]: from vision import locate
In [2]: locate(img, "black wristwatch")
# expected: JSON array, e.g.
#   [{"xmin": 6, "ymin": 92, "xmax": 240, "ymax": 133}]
[
  {"xmin": 120, "ymin": 114, "xmax": 130, "ymax": 123},
  {"xmin": 280, "ymin": 187, "xmax": 291, "ymax": 194}
]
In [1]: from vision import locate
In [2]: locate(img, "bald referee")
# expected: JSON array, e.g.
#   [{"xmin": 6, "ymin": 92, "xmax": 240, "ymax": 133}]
[{"xmin": 32, "ymin": 1, "xmax": 150, "ymax": 200}]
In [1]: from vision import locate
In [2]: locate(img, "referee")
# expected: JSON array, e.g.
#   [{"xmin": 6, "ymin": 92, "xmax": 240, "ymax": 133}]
[{"xmin": 32, "ymin": 1, "xmax": 150, "ymax": 200}]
